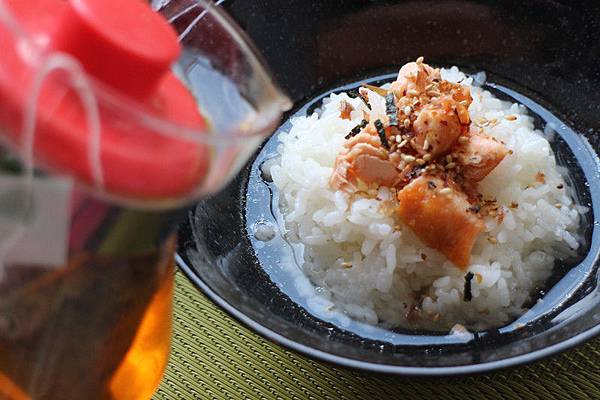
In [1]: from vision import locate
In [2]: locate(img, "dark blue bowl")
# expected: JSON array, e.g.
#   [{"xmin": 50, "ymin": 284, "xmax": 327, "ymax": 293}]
[{"xmin": 174, "ymin": 0, "xmax": 600, "ymax": 375}]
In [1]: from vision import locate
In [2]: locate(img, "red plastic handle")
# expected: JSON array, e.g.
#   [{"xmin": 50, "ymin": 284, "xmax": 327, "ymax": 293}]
[{"xmin": 51, "ymin": 0, "xmax": 181, "ymax": 99}]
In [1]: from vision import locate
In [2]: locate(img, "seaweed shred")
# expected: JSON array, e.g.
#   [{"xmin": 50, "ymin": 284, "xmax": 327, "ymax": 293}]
[
  {"xmin": 360, "ymin": 97, "xmax": 372, "ymax": 110},
  {"xmin": 385, "ymin": 93, "xmax": 399, "ymax": 127},
  {"xmin": 374, "ymin": 119, "xmax": 390, "ymax": 149},
  {"xmin": 357, "ymin": 88, "xmax": 372, "ymax": 110},
  {"xmin": 345, "ymin": 119, "xmax": 368, "ymax": 139},
  {"xmin": 346, "ymin": 88, "xmax": 371, "ymax": 109},
  {"xmin": 464, "ymin": 272, "xmax": 474, "ymax": 301},
  {"xmin": 346, "ymin": 88, "xmax": 360, "ymax": 98}
]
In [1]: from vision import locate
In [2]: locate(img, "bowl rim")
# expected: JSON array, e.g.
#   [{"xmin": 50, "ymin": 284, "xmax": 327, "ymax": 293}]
[{"xmin": 176, "ymin": 252, "xmax": 600, "ymax": 376}]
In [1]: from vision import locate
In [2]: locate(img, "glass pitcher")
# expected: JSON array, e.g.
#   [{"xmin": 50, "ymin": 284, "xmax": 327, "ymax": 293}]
[{"xmin": 0, "ymin": 0, "xmax": 290, "ymax": 399}]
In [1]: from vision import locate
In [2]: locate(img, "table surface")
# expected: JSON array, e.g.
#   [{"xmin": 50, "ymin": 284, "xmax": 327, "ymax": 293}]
[{"xmin": 153, "ymin": 271, "xmax": 600, "ymax": 400}]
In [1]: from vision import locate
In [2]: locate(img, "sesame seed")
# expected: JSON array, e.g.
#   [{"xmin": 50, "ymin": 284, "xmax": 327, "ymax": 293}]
[
  {"xmin": 426, "ymin": 164, "xmax": 436, "ymax": 171},
  {"xmin": 555, "ymin": 202, "xmax": 562, "ymax": 209},
  {"xmin": 487, "ymin": 237, "xmax": 498, "ymax": 244},
  {"xmin": 416, "ymin": 158, "xmax": 426, "ymax": 165},
  {"xmin": 426, "ymin": 90, "xmax": 441, "ymax": 97},
  {"xmin": 446, "ymin": 154, "xmax": 453, "ymax": 163},
  {"xmin": 395, "ymin": 135, "xmax": 402, "ymax": 142},
  {"xmin": 460, "ymin": 100, "xmax": 469, "ymax": 106},
  {"xmin": 398, "ymin": 139, "xmax": 408, "ymax": 148},
  {"xmin": 437, "ymin": 164, "xmax": 446, "ymax": 171},
  {"xmin": 403, "ymin": 106, "xmax": 412, "ymax": 115},
  {"xmin": 389, "ymin": 135, "xmax": 396, "ymax": 142},
  {"xmin": 439, "ymin": 187, "xmax": 452, "ymax": 195},
  {"xmin": 423, "ymin": 139, "xmax": 430, "ymax": 151},
  {"xmin": 423, "ymin": 153, "xmax": 432, "ymax": 162},
  {"xmin": 458, "ymin": 136, "xmax": 469, "ymax": 144},
  {"xmin": 407, "ymin": 89, "xmax": 419, "ymax": 97},
  {"xmin": 416, "ymin": 56, "xmax": 424, "ymax": 64},
  {"xmin": 403, "ymin": 119, "xmax": 411, "ymax": 128},
  {"xmin": 505, "ymin": 115, "xmax": 517, "ymax": 121},
  {"xmin": 402, "ymin": 154, "xmax": 416, "ymax": 163},
  {"xmin": 446, "ymin": 162, "xmax": 457, "ymax": 169},
  {"xmin": 475, "ymin": 117, "xmax": 489, "ymax": 127}
]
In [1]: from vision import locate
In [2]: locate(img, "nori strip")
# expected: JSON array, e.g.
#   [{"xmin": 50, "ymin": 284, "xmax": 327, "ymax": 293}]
[
  {"xmin": 355, "ymin": 89, "xmax": 372, "ymax": 110},
  {"xmin": 344, "ymin": 89, "xmax": 370, "ymax": 109},
  {"xmin": 385, "ymin": 93, "xmax": 399, "ymax": 127},
  {"xmin": 344, "ymin": 120, "xmax": 369, "ymax": 139},
  {"xmin": 374, "ymin": 119, "xmax": 389, "ymax": 149},
  {"xmin": 345, "ymin": 126, "xmax": 361, "ymax": 139},
  {"xmin": 346, "ymin": 88, "xmax": 359, "ymax": 98},
  {"xmin": 464, "ymin": 272, "xmax": 474, "ymax": 301}
]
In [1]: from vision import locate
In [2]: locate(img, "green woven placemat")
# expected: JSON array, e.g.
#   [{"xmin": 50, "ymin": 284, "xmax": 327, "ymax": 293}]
[{"xmin": 154, "ymin": 272, "xmax": 600, "ymax": 399}]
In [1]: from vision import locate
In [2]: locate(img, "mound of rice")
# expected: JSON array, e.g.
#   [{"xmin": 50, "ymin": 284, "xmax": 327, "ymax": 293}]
[{"xmin": 269, "ymin": 67, "xmax": 583, "ymax": 330}]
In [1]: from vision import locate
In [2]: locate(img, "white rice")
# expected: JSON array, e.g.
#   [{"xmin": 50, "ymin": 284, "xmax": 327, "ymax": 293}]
[{"xmin": 269, "ymin": 67, "xmax": 583, "ymax": 331}]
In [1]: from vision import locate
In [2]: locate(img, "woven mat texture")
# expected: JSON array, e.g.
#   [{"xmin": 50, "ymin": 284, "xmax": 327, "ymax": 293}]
[{"xmin": 153, "ymin": 272, "xmax": 600, "ymax": 400}]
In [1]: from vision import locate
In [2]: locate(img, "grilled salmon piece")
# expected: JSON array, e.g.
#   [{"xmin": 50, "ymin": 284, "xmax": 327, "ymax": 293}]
[
  {"xmin": 412, "ymin": 101, "xmax": 463, "ymax": 158},
  {"xmin": 456, "ymin": 133, "xmax": 509, "ymax": 182},
  {"xmin": 390, "ymin": 61, "xmax": 440, "ymax": 96},
  {"xmin": 330, "ymin": 131, "xmax": 399, "ymax": 190},
  {"xmin": 396, "ymin": 175, "xmax": 484, "ymax": 269}
]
